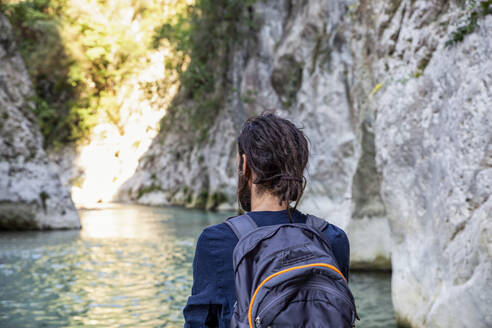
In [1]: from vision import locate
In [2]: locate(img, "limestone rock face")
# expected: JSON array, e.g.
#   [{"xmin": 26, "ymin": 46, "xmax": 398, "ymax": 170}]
[
  {"xmin": 373, "ymin": 13, "xmax": 492, "ymax": 328},
  {"xmin": 0, "ymin": 14, "xmax": 80, "ymax": 230},
  {"xmin": 119, "ymin": 0, "xmax": 391, "ymax": 268},
  {"xmin": 121, "ymin": 1, "xmax": 492, "ymax": 325}
]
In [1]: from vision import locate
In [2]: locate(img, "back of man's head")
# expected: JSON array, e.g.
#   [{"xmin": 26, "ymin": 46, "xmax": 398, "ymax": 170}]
[{"xmin": 237, "ymin": 112, "xmax": 309, "ymax": 217}]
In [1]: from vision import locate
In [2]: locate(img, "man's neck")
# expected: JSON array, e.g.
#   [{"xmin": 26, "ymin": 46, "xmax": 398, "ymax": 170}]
[{"xmin": 250, "ymin": 185, "xmax": 289, "ymax": 212}]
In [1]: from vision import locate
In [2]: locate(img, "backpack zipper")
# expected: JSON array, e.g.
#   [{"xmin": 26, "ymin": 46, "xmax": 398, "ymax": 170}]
[
  {"xmin": 255, "ymin": 316, "xmax": 261, "ymax": 328},
  {"xmin": 307, "ymin": 282, "xmax": 358, "ymax": 323},
  {"xmin": 254, "ymin": 287, "xmax": 298, "ymax": 326},
  {"xmin": 248, "ymin": 262, "xmax": 346, "ymax": 328},
  {"xmin": 255, "ymin": 283, "xmax": 356, "ymax": 327}
]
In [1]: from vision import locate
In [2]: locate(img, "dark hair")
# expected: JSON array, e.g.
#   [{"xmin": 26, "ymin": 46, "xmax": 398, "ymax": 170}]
[{"xmin": 237, "ymin": 112, "xmax": 309, "ymax": 223}]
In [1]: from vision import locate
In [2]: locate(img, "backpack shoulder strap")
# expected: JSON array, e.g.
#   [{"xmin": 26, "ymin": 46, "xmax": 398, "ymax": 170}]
[
  {"xmin": 306, "ymin": 214, "xmax": 329, "ymax": 232},
  {"xmin": 224, "ymin": 213, "xmax": 258, "ymax": 240}
]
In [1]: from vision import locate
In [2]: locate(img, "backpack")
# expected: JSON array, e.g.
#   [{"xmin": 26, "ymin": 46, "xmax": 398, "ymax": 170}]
[{"xmin": 224, "ymin": 213, "xmax": 358, "ymax": 328}]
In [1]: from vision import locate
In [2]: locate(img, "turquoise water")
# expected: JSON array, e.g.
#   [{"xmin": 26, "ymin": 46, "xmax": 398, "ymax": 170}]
[{"xmin": 0, "ymin": 204, "xmax": 396, "ymax": 327}]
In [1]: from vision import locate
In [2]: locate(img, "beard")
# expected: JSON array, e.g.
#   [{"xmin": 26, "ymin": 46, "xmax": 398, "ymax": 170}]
[{"xmin": 237, "ymin": 171, "xmax": 252, "ymax": 212}]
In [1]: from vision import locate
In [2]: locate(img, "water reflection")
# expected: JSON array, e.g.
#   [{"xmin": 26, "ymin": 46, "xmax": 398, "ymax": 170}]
[
  {"xmin": 351, "ymin": 272, "xmax": 396, "ymax": 328},
  {"xmin": 0, "ymin": 204, "xmax": 395, "ymax": 327}
]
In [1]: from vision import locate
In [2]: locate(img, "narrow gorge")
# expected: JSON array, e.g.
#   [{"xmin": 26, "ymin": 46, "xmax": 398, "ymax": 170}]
[{"xmin": 1, "ymin": 0, "xmax": 491, "ymax": 327}]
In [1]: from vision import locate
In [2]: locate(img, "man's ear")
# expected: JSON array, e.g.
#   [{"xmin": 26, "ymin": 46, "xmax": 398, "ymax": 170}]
[{"xmin": 241, "ymin": 154, "xmax": 247, "ymax": 175}]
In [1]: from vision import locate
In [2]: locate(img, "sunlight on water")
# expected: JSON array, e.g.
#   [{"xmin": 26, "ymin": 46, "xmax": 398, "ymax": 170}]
[{"xmin": 0, "ymin": 204, "xmax": 396, "ymax": 327}]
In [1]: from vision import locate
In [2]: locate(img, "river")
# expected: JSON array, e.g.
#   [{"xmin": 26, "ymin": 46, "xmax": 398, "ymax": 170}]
[{"xmin": 0, "ymin": 204, "xmax": 396, "ymax": 327}]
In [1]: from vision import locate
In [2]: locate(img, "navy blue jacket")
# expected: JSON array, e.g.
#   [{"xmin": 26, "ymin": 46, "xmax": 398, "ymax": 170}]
[{"xmin": 183, "ymin": 209, "xmax": 350, "ymax": 327}]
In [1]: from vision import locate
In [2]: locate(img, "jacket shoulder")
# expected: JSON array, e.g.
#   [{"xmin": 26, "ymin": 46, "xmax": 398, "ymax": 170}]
[{"xmin": 198, "ymin": 220, "xmax": 238, "ymax": 245}]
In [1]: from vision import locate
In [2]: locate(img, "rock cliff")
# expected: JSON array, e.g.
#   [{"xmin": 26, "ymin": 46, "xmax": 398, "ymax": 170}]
[
  {"xmin": 119, "ymin": 0, "xmax": 391, "ymax": 267},
  {"xmin": 119, "ymin": 0, "xmax": 492, "ymax": 326},
  {"xmin": 372, "ymin": 11, "xmax": 492, "ymax": 328},
  {"xmin": 0, "ymin": 14, "xmax": 80, "ymax": 230}
]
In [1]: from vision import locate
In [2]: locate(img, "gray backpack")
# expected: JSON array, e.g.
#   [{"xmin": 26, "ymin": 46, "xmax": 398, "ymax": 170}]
[{"xmin": 224, "ymin": 213, "xmax": 357, "ymax": 328}]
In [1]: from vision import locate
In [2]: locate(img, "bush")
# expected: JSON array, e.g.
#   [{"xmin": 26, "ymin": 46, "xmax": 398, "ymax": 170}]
[
  {"xmin": 2, "ymin": 0, "xmax": 181, "ymax": 148},
  {"xmin": 445, "ymin": 0, "xmax": 492, "ymax": 47},
  {"xmin": 154, "ymin": 0, "xmax": 257, "ymax": 142}
]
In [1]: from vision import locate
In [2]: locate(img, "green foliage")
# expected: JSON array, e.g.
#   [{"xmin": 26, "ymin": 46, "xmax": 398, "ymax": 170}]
[
  {"xmin": 445, "ymin": 0, "xmax": 492, "ymax": 47},
  {"xmin": 1, "ymin": 0, "xmax": 81, "ymax": 147},
  {"xmin": 39, "ymin": 190, "xmax": 50, "ymax": 211},
  {"xmin": 2, "ymin": 0, "xmax": 258, "ymax": 147},
  {"xmin": 2, "ymin": 0, "xmax": 174, "ymax": 148},
  {"xmin": 413, "ymin": 69, "xmax": 423, "ymax": 78},
  {"xmin": 137, "ymin": 184, "xmax": 163, "ymax": 199},
  {"xmin": 369, "ymin": 82, "xmax": 384, "ymax": 97},
  {"xmin": 194, "ymin": 190, "xmax": 209, "ymax": 209},
  {"xmin": 239, "ymin": 89, "xmax": 258, "ymax": 104},
  {"xmin": 152, "ymin": 8, "xmax": 192, "ymax": 53},
  {"xmin": 154, "ymin": 0, "xmax": 257, "ymax": 141},
  {"xmin": 206, "ymin": 191, "xmax": 228, "ymax": 210}
]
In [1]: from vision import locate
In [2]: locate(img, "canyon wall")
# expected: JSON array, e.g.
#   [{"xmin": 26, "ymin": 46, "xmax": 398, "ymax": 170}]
[
  {"xmin": 120, "ymin": 0, "xmax": 492, "ymax": 326},
  {"xmin": 119, "ymin": 0, "xmax": 390, "ymax": 267},
  {"xmin": 0, "ymin": 14, "xmax": 80, "ymax": 230},
  {"xmin": 371, "ymin": 8, "xmax": 492, "ymax": 328}
]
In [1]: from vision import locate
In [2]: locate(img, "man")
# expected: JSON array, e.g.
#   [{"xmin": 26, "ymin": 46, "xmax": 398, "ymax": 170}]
[{"xmin": 183, "ymin": 112, "xmax": 350, "ymax": 327}]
